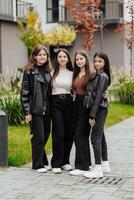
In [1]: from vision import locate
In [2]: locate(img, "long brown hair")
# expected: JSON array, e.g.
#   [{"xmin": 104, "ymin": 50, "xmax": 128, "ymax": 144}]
[
  {"xmin": 93, "ymin": 52, "xmax": 111, "ymax": 85},
  {"xmin": 25, "ymin": 45, "xmax": 52, "ymax": 72},
  {"xmin": 72, "ymin": 50, "xmax": 92, "ymax": 91},
  {"xmin": 51, "ymin": 48, "xmax": 73, "ymax": 86}
]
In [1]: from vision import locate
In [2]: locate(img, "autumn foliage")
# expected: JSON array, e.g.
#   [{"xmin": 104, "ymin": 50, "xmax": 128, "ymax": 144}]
[
  {"xmin": 18, "ymin": 10, "xmax": 76, "ymax": 53},
  {"xmin": 18, "ymin": 9, "xmax": 44, "ymax": 54},
  {"xmin": 66, "ymin": 0, "xmax": 101, "ymax": 49},
  {"xmin": 44, "ymin": 24, "xmax": 76, "ymax": 46}
]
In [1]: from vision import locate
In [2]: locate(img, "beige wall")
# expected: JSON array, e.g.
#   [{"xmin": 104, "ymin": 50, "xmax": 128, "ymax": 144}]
[
  {"xmin": 1, "ymin": 22, "xmax": 28, "ymax": 83},
  {"xmin": 68, "ymin": 31, "xmax": 127, "ymax": 73},
  {"xmin": 93, "ymin": 30, "xmax": 124, "ymax": 68}
]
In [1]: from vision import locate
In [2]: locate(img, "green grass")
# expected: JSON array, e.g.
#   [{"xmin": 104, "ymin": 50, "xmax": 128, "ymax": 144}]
[
  {"xmin": 8, "ymin": 125, "xmax": 52, "ymax": 167},
  {"xmin": 106, "ymin": 102, "xmax": 134, "ymax": 127},
  {"xmin": 8, "ymin": 125, "xmax": 31, "ymax": 166},
  {"xmin": 8, "ymin": 102, "xmax": 134, "ymax": 166}
]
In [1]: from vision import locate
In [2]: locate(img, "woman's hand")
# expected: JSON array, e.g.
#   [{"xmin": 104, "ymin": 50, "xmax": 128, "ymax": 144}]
[
  {"xmin": 25, "ymin": 114, "xmax": 32, "ymax": 122},
  {"xmin": 89, "ymin": 118, "xmax": 96, "ymax": 127},
  {"xmin": 103, "ymin": 90, "xmax": 109, "ymax": 98}
]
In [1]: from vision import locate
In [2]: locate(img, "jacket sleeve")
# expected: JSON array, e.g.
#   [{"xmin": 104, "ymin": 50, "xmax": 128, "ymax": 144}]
[
  {"xmin": 89, "ymin": 73, "xmax": 109, "ymax": 119},
  {"xmin": 20, "ymin": 70, "xmax": 31, "ymax": 116}
]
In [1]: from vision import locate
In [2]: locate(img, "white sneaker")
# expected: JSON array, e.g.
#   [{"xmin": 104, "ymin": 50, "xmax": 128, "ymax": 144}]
[
  {"xmin": 84, "ymin": 165, "xmax": 103, "ymax": 178},
  {"xmin": 89, "ymin": 165, "xmax": 93, "ymax": 171},
  {"xmin": 52, "ymin": 168, "xmax": 62, "ymax": 174},
  {"xmin": 44, "ymin": 165, "xmax": 51, "ymax": 171},
  {"xmin": 102, "ymin": 161, "xmax": 111, "ymax": 173},
  {"xmin": 69, "ymin": 169, "xmax": 87, "ymax": 176},
  {"xmin": 36, "ymin": 168, "xmax": 47, "ymax": 173},
  {"xmin": 61, "ymin": 164, "xmax": 73, "ymax": 171}
]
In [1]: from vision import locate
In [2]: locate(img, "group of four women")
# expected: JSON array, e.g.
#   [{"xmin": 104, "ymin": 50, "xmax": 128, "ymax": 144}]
[{"xmin": 20, "ymin": 45, "xmax": 111, "ymax": 178}]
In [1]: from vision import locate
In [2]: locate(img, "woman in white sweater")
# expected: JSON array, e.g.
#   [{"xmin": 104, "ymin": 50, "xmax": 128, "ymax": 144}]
[{"xmin": 51, "ymin": 48, "xmax": 74, "ymax": 173}]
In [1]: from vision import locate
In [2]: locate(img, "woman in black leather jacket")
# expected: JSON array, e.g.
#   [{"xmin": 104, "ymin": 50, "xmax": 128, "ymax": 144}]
[
  {"xmin": 20, "ymin": 45, "xmax": 52, "ymax": 173},
  {"xmin": 84, "ymin": 52, "xmax": 111, "ymax": 178}
]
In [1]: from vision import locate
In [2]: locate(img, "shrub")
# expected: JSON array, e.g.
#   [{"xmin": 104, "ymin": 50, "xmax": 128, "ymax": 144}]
[
  {"xmin": 0, "ymin": 89, "xmax": 24, "ymax": 125},
  {"xmin": 116, "ymin": 81, "xmax": 134, "ymax": 104},
  {"xmin": 111, "ymin": 74, "xmax": 134, "ymax": 105},
  {"xmin": 18, "ymin": 9, "xmax": 45, "ymax": 54}
]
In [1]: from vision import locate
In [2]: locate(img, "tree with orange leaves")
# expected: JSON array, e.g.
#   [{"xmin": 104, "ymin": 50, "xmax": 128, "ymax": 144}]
[{"xmin": 66, "ymin": 0, "xmax": 101, "ymax": 49}]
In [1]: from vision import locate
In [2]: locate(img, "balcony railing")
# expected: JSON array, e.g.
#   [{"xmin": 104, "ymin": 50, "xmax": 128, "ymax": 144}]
[
  {"xmin": 0, "ymin": 0, "xmax": 14, "ymax": 21},
  {"xmin": 62, "ymin": 1, "xmax": 124, "ymax": 25},
  {"xmin": 106, "ymin": 1, "xmax": 123, "ymax": 21},
  {"xmin": 17, "ymin": 0, "xmax": 33, "ymax": 19},
  {"xmin": 95, "ymin": 1, "xmax": 124, "ymax": 25},
  {"xmin": 0, "ymin": 0, "xmax": 33, "ymax": 21}
]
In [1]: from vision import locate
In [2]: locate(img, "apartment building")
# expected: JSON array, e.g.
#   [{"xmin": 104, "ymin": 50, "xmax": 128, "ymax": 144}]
[
  {"xmin": 0, "ymin": 0, "xmax": 133, "ymax": 83},
  {"xmin": 0, "ymin": 0, "xmax": 33, "ymax": 83}
]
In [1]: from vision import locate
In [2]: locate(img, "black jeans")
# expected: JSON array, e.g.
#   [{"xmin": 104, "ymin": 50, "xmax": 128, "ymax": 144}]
[
  {"xmin": 30, "ymin": 112, "xmax": 51, "ymax": 170},
  {"xmin": 74, "ymin": 95, "xmax": 91, "ymax": 171},
  {"xmin": 101, "ymin": 132, "xmax": 108, "ymax": 161},
  {"xmin": 91, "ymin": 107, "xmax": 108, "ymax": 164},
  {"xmin": 51, "ymin": 94, "xmax": 74, "ymax": 168}
]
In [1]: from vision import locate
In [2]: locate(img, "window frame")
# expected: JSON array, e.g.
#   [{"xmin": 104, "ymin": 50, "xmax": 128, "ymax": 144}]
[{"xmin": 46, "ymin": 0, "xmax": 59, "ymax": 23}]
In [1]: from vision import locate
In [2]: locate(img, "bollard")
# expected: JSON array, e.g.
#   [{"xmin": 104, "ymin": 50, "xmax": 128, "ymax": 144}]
[{"xmin": 0, "ymin": 108, "xmax": 8, "ymax": 167}]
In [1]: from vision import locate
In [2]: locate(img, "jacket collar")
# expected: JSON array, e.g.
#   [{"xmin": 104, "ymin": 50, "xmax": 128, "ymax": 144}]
[{"xmin": 31, "ymin": 67, "xmax": 45, "ymax": 83}]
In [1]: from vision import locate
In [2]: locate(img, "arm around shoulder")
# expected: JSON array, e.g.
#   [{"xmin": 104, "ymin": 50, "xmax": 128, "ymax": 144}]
[{"xmin": 89, "ymin": 73, "xmax": 109, "ymax": 119}]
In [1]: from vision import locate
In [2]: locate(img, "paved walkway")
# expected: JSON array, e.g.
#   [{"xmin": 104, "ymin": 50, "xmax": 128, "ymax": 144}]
[{"xmin": 0, "ymin": 117, "xmax": 134, "ymax": 200}]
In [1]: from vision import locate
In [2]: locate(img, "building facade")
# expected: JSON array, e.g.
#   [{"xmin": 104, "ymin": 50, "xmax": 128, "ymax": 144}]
[
  {"xmin": 0, "ymin": 0, "xmax": 34, "ymax": 83},
  {"xmin": 40, "ymin": 0, "xmax": 133, "ymax": 75},
  {"xmin": 0, "ymin": 0, "xmax": 133, "ymax": 83}
]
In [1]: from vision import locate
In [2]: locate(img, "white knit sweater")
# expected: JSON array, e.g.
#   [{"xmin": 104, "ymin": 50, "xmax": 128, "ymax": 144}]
[{"xmin": 51, "ymin": 68, "xmax": 73, "ymax": 95}]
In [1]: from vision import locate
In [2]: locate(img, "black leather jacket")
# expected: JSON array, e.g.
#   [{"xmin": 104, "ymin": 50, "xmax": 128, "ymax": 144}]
[
  {"xmin": 84, "ymin": 70, "xmax": 109, "ymax": 119},
  {"xmin": 20, "ymin": 67, "xmax": 51, "ymax": 116}
]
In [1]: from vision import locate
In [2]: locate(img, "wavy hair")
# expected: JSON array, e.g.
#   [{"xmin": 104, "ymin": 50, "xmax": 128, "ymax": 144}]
[{"xmin": 25, "ymin": 45, "xmax": 52, "ymax": 72}]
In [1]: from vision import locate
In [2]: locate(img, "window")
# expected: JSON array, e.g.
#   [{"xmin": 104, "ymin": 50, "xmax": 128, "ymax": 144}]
[
  {"xmin": 46, "ymin": 0, "xmax": 59, "ymax": 23},
  {"xmin": 99, "ymin": 0, "xmax": 106, "ymax": 18},
  {"xmin": 119, "ymin": 3, "xmax": 123, "ymax": 18}
]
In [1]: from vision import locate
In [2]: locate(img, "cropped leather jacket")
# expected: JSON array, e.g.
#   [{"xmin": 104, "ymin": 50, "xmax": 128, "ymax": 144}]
[
  {"xmin": 83, "ymin": 70, "xmax": 109, "ymax": 119},
  {"xmin": 20, "ymin": 67, "xmax": 51, "ymax": 116}
]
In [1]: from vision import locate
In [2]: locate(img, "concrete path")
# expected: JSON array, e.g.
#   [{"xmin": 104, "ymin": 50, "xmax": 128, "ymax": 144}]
[{"xmin": 0, "ymin": 117, "xmax": 134, "ymax": 200}]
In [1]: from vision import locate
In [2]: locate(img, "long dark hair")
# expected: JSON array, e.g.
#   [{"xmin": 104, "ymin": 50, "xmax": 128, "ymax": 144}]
[
  {"xmin": 93, "ymin": 52, "xmax": 111, "ymax": 85},
  {"xmin": 51, "ymin": 48, "xmax": 73, "ymax": 85},
  {"xmin": 72, "ymin": 50, "xmax": 92, "ymax": 91},
  {"xmin": 25, "ymin": 45, "xmax": 52, "ymax": 72}
]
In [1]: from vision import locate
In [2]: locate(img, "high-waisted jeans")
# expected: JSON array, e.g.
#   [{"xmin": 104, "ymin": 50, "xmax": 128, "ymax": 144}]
[
  {"xmin": 51, "ymin": 94, "xmax": 74, "ymax": 168},
  {"xmin": 73, "ymin": 95, "xmax": 91, "ymax": 171}
]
